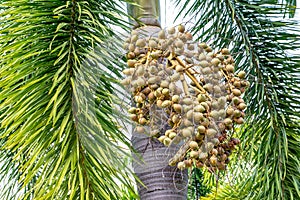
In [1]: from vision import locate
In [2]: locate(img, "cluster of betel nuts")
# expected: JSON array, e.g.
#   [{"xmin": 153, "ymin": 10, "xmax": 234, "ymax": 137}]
[{"xmin": 122, "ymin": 24, "xmax": 249, "ymax": 172}]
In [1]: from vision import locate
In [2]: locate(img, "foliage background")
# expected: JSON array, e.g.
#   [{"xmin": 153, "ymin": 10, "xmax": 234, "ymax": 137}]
[
  {"xmin": 174, "ymin": 0, "xmax": 300, "ymax": 199},
  {"xmin": 0, "ymin": 0, "xmax": 136, "ymax": 199},
  {"xmin": 0, "ymin": 0, "xmax": 299, "ymax": 200}
]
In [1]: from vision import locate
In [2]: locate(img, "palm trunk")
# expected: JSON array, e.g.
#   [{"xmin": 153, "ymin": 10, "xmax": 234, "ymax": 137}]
[{"xmin": 128, "ymin": 1, "xmax": 188, "ymax": 199}]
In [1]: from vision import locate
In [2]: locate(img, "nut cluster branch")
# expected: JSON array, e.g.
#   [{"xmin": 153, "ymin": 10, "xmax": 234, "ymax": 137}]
[{"xmin": 122, "ymin": 24, "xmax": 249, "ymax": 172}]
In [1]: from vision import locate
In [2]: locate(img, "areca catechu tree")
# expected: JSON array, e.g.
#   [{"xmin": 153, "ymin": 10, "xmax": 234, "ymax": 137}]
[{"xmin": 0, "ymin": 0, "xmax": 299, "ymax": 200}]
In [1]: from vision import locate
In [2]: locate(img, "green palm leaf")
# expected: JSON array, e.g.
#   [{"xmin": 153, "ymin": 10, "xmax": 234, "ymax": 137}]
[
  {"xmin": 175, "ymin": 0, "xmax": 300, "ymax": 199},
  {"xmin": 0, "ymin": 0, "xmax": 136, "ymax": 199}
]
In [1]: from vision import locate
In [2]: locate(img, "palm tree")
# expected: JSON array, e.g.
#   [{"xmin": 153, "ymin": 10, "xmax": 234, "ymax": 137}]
[
  {"xmin": 0, "ymin": 1, "xmax": 299, "ymax": 200},
  {"xmin": 128, "ymin": 1, "xmax": 189, "ymax": 199},
  {"xmin": 172, "ymin": 0, "xmax": 300, "ymax": 199},
  {"xmin": 0, "ymin": 0, "xmax": 136, "ymax": 199}
]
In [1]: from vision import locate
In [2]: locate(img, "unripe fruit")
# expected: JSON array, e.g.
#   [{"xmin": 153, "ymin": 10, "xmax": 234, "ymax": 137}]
[
  {"xmin": 175, "ymin": 40, "xmax": 184, "ymax": 48},
  {"xmin": 131, "ymin": 34, "xmax": 138, "ymax": 42},
  {"xmin": 219, "ymin": 109, "xmax": 226, "ymax": 118},
  {"xmin": 218, "ymin": 122, "xmax": 226, "ymax": 131},
  {"xmin": 172, "ymin": 95, "xmax": 180, "ymax": 103},
  {"xmin": 238, "ymin": 103, "xmax": 247, "ymax": 110},
  {"xmin": 187, "ymin": 44, "xmax": 194, "ymax": 51},
  {"xmin": 161, "ymin": 100, "xmax": 172, "ymax": 108},
  {"xmin": 199, "ymin": 152, "xmax": 208, "ymax": 160},
  {"xmin": 211, "ymin": 138, "xmax": 220, "ymax": 145},
  {"xmin": 127, "ymin": 59, "xmax": 136, "ymax": 68},
  {"xmin": 225, "ymin": 64, "xmax": 234, "ymax": 72},
  {"xmin": 163, "ymin": 138, "xmax": 171, "ymax": 146},
  {"xmin": 169, "ymin": 82, "xmax": 177, "ymax": 93},
  {"xmin": 169, "ymin": 131, "xmax": 177, "ymax": 139},
  {"xmin": 128, "ymin": 107, "xmax": 136, "ymax": 114},
  {"xmin": 190, "ymin": 150, "xmax": 199, "ymax": 158},
  {"xmin": 149, "ymin": 65, "xmax": 158, "ymax": 74},
  {"xmin": 235, "ymin": 117, "xmax": 244, "ymax": 124},
  {"xmin": 158, "ymin": 135, "xmax": 167, "ymax": 143},
  {"xmin": 168, "ymin": 27, "xmax": 175, "ymax": 34},
  {"xmin": 201, "ymin": 118, "xmax": 210, "ymax": 127},
  {"xmin": 184, "ymin": 119, "xmax": 193, "ymax": 127},
  {"xmin": 182, "ymin": 128, "xmax": 192, "ymax": 137},
  {"xmin": 232, "ymin": 96, "xmax": 240, "ymax": 105},
  {"xmin": 205, "ymin": 46, "xmax": 213, "ymax": 52},
  {"xmin": 154, "ymin": 90, "xmax": 162, "ymax": 98},
  {"xmin": 160, "ymin": 80, "xmax": 169, "ymax": 88},
  {"xmin": 233, "ymin": 110, "xmax": 241, "ymax": 117},
  {"xmin": 206, "ymin": 128, "xmax": 217, "ymax": 138},
  {"xmin": 194, "ymin": 105, "xmax": 206, "ymax": 113},
  {"xmin": 162, "ymin": 88, "xmax": 169, "ymax": 95},
  {"xmin": 175, "ymin": 65, "xmax": 184, "ymax": 72},
  {"xmin": 232, "ymin": 89, "xmax": 241, "ymax": 96},
  {"xmin": 200, "ymin": 102, "xmax": 209, "ymax": 110},
  {"xmin": 197, "ymin": 125, "xmax": 206, "ymax": 134},
  {"xmin": 156, "ymin": 99, "xmax": 163, "ymax": 108},
  {"xmin": 211, "ymin": 58, "xmax": 221, "ymax": 66},
  {"xmin": 134, "ymin": 47, "xmax": 141, "ymax": 56},
  {"xmin": 202, "ymin": 67, "xmax": 212, "ymax": 75},
  {"xmin": 121, "ymin": 78, "xmax": 130, "ymax": 86},
  {"xmin": 158, "ymin": 30, "xmax": 166, "ymax": 39},
  {"xmin": 134, "ymin": 95, "xmax": 144, "ymax": 103},
  {"xmin": 183, "ymin": 98, "xmax": 193, "ymax": 105},
  {"xmin": 177, "ymin": 161, "xmax": 185, "ymax": 170},
  {"xmin": 210, "ymin": 155, "xmax": 218, "ymax": 166},
  {"xmin": 136, "ymin": 77, "xmax": 145, "ymax": 86},
  {"xmin": 211, "ymin": 148, "xmax": 218, "ymax": 155},
  {"xmin": 189, "ymin": 141, "xmax": 199, "ymax": 149},
  {"xmin": 224, "ymin": 118, "xmax": 233, "ymax": 126},
  {"xmin": 184, "ymin": 159, "xmax": 193, "ymax": 168},
  {"xmin": 172, "ymin": 114, "xmax": 180, "ymax": 123},
  {"xmin": 138, "ymin": 118, "xmax": 147, "ymax": 125},
  {"xmin": 165, "ymin": 129, "xmax": 172, "ymax": 137},
  {"xmin": 197, "ymin": 94, "xmax": 207, "ymax": 102},
  {"xmin": 171, "ymin": 73, "xmax": 181, "ymax": 82},
  {"xmin": 194, "ymin": 112, "xmax": 204, "ymax": 121},
  {"xmin": 203, "ymin": 83, "xmax": 213, "ymax": 92},
  {"xmin": 221, "ymin": 48, "xmax": 230, "ymax": 55},
  {"xmin": 206, "ymin": 142, "xmax": 214, "ymax": 151},
  {"xmin": 173, "ymin": 104, "xmax": 182, "ymax": 113},
  {"xmin": 149, "ymin": 40, "xmax": 157, "ymax": 48},
  {"xmin": 186, "ymin": 110, "xmax": 193, "ymax": 119},
  {"xmin": 128, "ymin": 43, "xmax": 135, "ymax": 52},
  {"xmin": 238, "ymin": 71, "xmax": 246, "ymax": 79},
  {"xmin": 199, "ymin": 60, "xmax": 210, "ymax": 68},
  {"xmin": 198, "ymin": 42, "xmax": 208, "ymax": 49},
  {"xmin": 127, "ymin": 52, "xmax": 135, "ymax": 59},
  {"xmin": 226, "ymin": 107, "xmax": 234, "ymax": 116},
  {"xmin": 136, "ymin": 126, "xmax": 145, "ymax": 133},
  {"xmin": 210, "ymin": 110, "xmax": 219, "ymax": 119},
  {"xmin": 136, "ymin": 38, "xmax": 146, "ymax": 47},
  {"xmin": 213, "ymin": 85, "xmax": 222, "ymax": 93},
  {"xmin": 178, "ymin": 24, "xmax": 185, "ymax": 33}
]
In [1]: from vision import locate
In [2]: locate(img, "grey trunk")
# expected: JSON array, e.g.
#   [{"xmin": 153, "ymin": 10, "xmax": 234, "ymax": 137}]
[{"xmin": 128, "ymin": 1, "xmax": 188, "ymax": 199}]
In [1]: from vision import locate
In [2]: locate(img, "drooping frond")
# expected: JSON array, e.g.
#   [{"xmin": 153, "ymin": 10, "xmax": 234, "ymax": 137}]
[
  {"xmin": 0, "ymin": 0, "xmax": 136, "ymax": 199},
  {"xmin": 175, "ymin": 0, "xmax": 300, "ymax": 199}
]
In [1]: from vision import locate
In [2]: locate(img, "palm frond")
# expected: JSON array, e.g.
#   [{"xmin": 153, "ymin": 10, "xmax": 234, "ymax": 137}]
[
  {"xmin": 175, "ymin": 0, "xmax": 300, "ymax": 199},
  {"xmin": 0, "ymin": 0, "xmax": 136, "ymax": 199}
]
